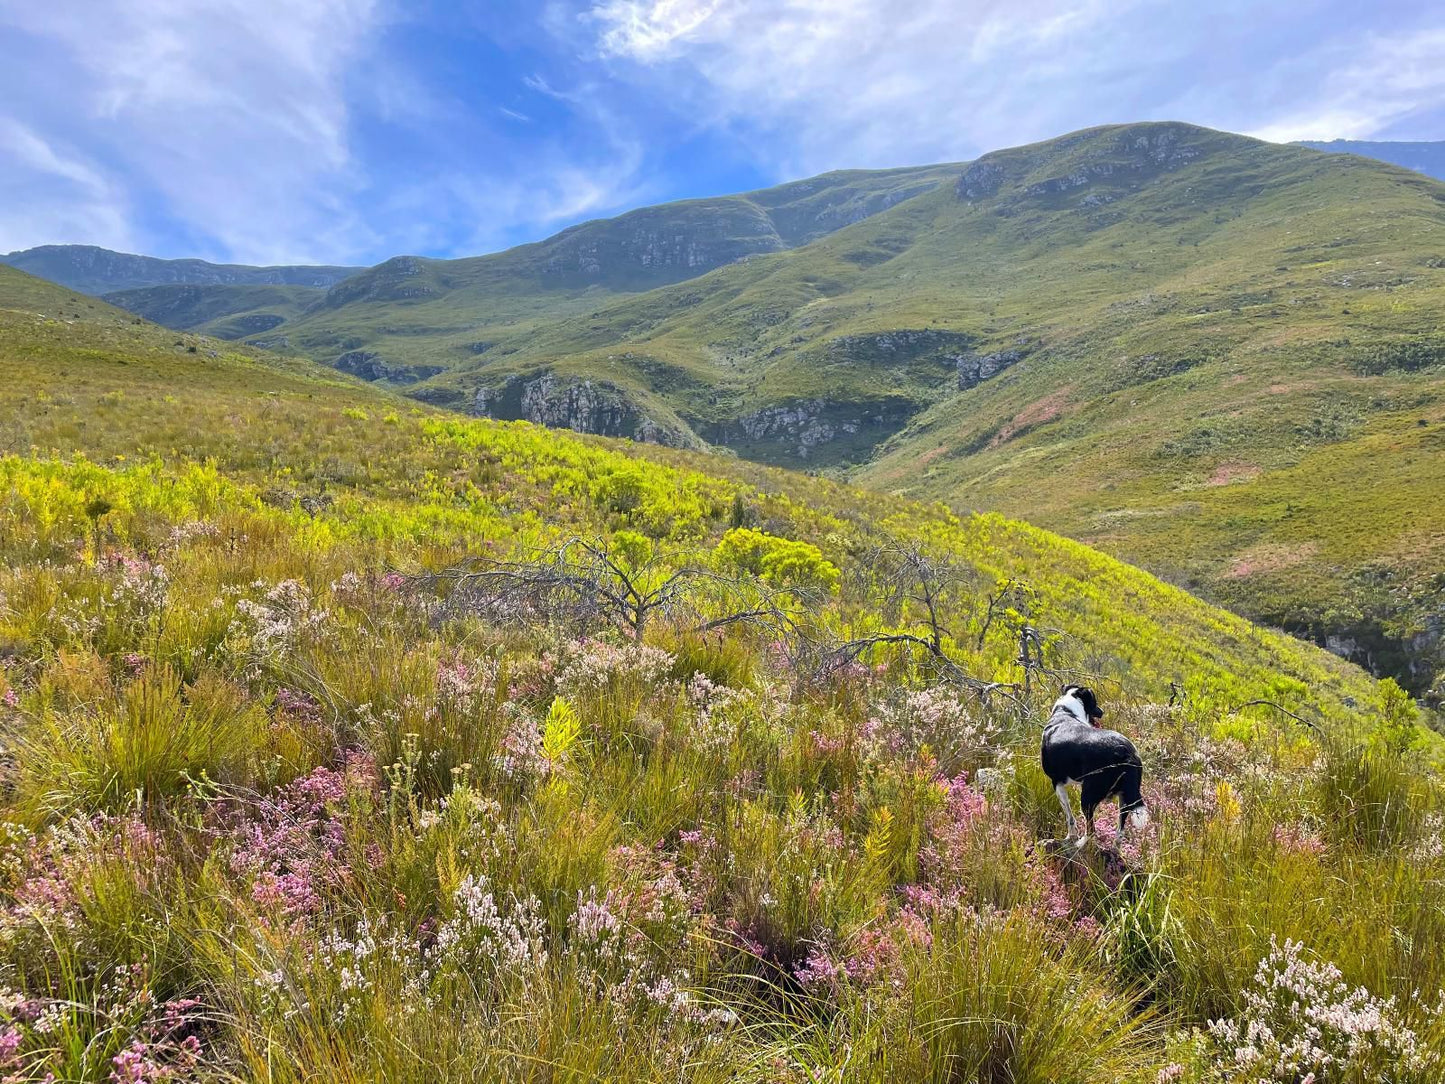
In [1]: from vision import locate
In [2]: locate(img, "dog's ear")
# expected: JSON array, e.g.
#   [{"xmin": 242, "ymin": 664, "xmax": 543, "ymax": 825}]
[{"xmin": 1077, "ymin": 686, "xmax": 1104, "ymax": 719}]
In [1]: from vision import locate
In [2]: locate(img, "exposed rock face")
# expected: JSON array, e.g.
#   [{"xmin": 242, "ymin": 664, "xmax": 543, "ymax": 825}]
[
  {"xmin": 828, "ymin": 329, "xmax": 975, "ymax": 363},
  {"xmin": 957, "ymin": 124, "xmax": 1207, "ymax": 208},
  {"xmin": 519, "ymin": 374, "xmax": 635, "ymax": 435},
  {"xmin": 716, "ymin": 398, "xmax": 914, "ymax": 461},
  {"xmin": 956, "ymin": 161, "xmax": 1007, "ymax": 200},
  {"xmin": 540, "ymin": 226, "xmax": 784, "ymax": 282},
  {"xmin": 470, "ymin": 374, "xmax": 695, "ymax": 448},
  {"xmin": 1302, "ymin": 610, "xmax": 1445, "ymax": 700},
  {"xmin": 796, "ymin": 183, "xmax": 937, "ymax": 235},
  {"xmin": 736, "ymin": 400, "xmax": 851, "ymax": 459},
  {"xmin": 816, "ymin": 328, "xmax": 1020, "ymax": 393},
  {"xmin": 956, "ymin": 349, "xmax": 1025, "ymax": 390},
  {"xmin": 333, "ymin": 350, "xmax": 443, "ymax": 384}
]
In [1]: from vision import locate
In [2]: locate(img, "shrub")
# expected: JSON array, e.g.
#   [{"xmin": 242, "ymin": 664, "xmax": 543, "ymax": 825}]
[{"xmin": 15, "ymin": 665, "xmax": 265, "ymax": 820}]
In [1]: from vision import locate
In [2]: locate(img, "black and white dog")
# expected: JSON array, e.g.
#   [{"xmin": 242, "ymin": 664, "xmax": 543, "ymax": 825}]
[{"xmin": 1041, "ymin": 685, "xmax": 1148, "ymax": 845}]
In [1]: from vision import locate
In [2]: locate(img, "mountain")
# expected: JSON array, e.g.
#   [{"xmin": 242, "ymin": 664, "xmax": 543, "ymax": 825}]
[
  {"xmin": 0, "ymin": 243, "xmax": 361, "ymax": 295},
  {"xmin": 17, "ymin": 123, "xmax": 1445, "ymax": 693},
  {"xmin": 1297, "ymin": 139, "xmax": 1445, "ymax": 181},
  {"xmin": 199, "ymin": 164, "xmax": 961, "ymax": 408},
  {"xmin": 0, "ymin": 259, "xmax": 1391, "ymax": 720},
  {"xmin": 237, "ymin": 120, "xmax": 1445, "ymax": 694}
]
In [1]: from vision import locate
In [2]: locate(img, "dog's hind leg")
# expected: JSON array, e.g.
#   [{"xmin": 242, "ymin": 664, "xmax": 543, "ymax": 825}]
[{"xmin": 1054, "ymin": 783, "xmax": 1079, "ymax": 839}]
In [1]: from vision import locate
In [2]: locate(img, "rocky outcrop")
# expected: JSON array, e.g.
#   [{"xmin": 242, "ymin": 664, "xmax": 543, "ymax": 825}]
[
  {"xmin": 333, "ymin": 350, "xmax": 443, "ymax": 384},
  {"xmin": 540, "ymin": 226, "xmax": 784, "ymax": 282},
  {"xmin": 736, "ymin": 400, "xmax": 852, "ymax": 459},
  {"xmin": 956, "ymin": 349, "xmax": 1025, "ymax": 390},
  {"xmin": 470, "ymin": 374, "xmax": 696, "ymax": 448},
  {"xmin": 815, "ymin": 329, "xmax": 1021, "ymax": 393},
  {"xmin": 957, "ymin": 124, "xmax": 1209, "ymax": 209},
  {"xmin": 711, "ymin": 398, "xmax": 916, "ymax": 462},
  {"xmin": 827, "ymin": 329, "xmax": 975, "ymax": 364},
  {"xmin": 956, "ymin": 161, "xmax": 1007, "ymax": 201}
]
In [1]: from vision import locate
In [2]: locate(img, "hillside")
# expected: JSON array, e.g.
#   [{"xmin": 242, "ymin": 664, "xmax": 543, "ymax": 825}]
[
  {"xmin": 1298, "ymin": 139, "xmax": 1445, "ymax": 181},
  {"xmin": 311, "ymin": 122, "xmax": 1443, "ymax": 694},
  {"xmin": 13, "ymin": 126, "xmax": 1445, "ymax": 694},
  {"xmin": 2, "ymin": 260, "xmax": 1444, "ymax": 1083},
  {"xmin": 0, "ymin": 261, "xmax": 1380, "ymax": 715},
  {"xmin": 196, "ymin": 164, "xmax": 960, "ymax": 413},
  {"xmin": 100, "ymin": 282, "xmax": 326, "ymax": 340},
  {"xmin": 0, "ymin": 243, "xmax": 360, "ymax": 294}
]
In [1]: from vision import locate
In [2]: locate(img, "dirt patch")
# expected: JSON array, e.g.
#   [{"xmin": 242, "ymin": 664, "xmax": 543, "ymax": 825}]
[
  {"xmin": 988, "ymin": 388, "xmax": 1073, "ymax": 449},
  {"xmin": 1223, "ymin": 540, "xmax": 1321, "ymax": 579},
  {"xmin": 1206, "ymin": 462, "xmax": 1261, "ymax": 486},
  {"xmin": 917, "ymin": 445, "xmax": 952, "ymax": 466}
]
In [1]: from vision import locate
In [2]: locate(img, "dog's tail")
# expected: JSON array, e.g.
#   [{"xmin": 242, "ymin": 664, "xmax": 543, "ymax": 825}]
[{"xmin": 1121, "ymin": 766, "xmax": 1149, "ymax": 827}]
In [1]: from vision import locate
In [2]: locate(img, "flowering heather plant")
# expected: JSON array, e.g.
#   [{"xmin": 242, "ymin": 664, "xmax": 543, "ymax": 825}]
[
  {"xmin": 224, "ymin": 758, "xmax": 375, "ymax": 920},
  {"xmin": 554, "ymin": 640, "xmax": 674, "ymax": 699},
  {"xmin": 868, "ymin": 686, "xmax": 1006, "ymax": 775},
  {"xmin": 1201, "ymin": 938, "xmax": 1430, "ymax": 1083},
  {"xmin": 227, "ymin": 578, "xmax": 329, "ymax": 676},
  {"xmin": 432, "ymin": 873, "xmax": 549, "ymax": 983}
]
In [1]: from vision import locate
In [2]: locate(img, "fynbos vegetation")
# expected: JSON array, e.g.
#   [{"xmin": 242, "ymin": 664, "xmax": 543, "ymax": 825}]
[{"xmin": 0, "ymin": 274, "xmax": 1443, "ymax": 1081}]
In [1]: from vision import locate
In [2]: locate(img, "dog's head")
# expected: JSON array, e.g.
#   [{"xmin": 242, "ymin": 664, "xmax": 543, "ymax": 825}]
[{"xmin": 1060, "ymin": 684, "xmax": 1105, "ymax": 722}]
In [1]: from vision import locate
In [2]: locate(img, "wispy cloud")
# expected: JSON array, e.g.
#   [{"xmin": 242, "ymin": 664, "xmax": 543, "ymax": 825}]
[
  {"xmin": 0, "ymin": 0, "xmax": 383, "ymax": 263},
  {"xmin": 1247, "ymin": 29, "xmax": 1445, "ymax": 142},
  {"xmin": 0, "ymin": 119, "xmax": 133, "ymax": 254},
  {"xmin": 582, "ymin": 0, "xmax": 1445, "ymax": 174}
]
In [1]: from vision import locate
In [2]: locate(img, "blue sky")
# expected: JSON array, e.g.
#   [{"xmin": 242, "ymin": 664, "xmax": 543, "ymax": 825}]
[{"xmin": 0, "ymin": 0, "xmax": 1441, "ymax": 266}]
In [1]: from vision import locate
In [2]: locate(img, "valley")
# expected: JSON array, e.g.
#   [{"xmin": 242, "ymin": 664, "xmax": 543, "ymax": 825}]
[{"xmin": 17, "ymin": 122, "xmax": 1442, "ymax": 696}]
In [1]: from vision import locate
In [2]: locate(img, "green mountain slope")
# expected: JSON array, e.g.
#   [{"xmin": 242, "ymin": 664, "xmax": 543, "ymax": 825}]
[
  {"xmin": 0, "ymin": 260, "xmax": 1389, "ymax": 723},
  {"xmin": 403, "ymin": 123, "xmax": 1445, "ymax": 456},
  {"xmin": 101, "ymin": 283, "xmax": 325, "ymax": 340},
  {"xmin": 357, "ymin": 121, "xmax": 1445, "ymax": 694},
  {"xmin": 219, "ymin": 164, "xmax": 960, "ymax": 406},
  {"xmin": 0, "ymin": 244, "xmax": 361, "ymax": 294}
]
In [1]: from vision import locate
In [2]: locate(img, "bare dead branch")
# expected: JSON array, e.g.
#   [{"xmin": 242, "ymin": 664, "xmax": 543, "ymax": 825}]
[{"xmin": 1229, "ymin": 699, "xmax": 1320, "ymax": 731}]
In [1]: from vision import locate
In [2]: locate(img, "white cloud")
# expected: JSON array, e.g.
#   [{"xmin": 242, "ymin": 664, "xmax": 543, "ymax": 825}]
[
  {"xmin": 583, "ymin": 0, "xmax": 1445, "ymax": 173},
  {"xmin": 0, "ymin": 0, "xmax": 384, "ymax": 263},
  {"xmin": 0, "ymin": 119, "xmax": 134, "ymax": 254},
  {"xmin": 592, "ymin": 0, "xmax": 726, "ymax": 58},
  {"xmin": 1247, "ymin": 29, "xmax": 1445, "ymax": 143},
  {"xmin": 583, "ymin": 0, "xmax": 1158, "ymax": 172}
]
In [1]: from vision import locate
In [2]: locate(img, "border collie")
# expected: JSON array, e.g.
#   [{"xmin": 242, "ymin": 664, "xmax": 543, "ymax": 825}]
[{"xmin": 1041, "ymin": 685, "xmax": 1148, "ymax": 845}]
